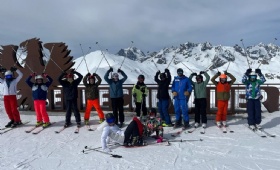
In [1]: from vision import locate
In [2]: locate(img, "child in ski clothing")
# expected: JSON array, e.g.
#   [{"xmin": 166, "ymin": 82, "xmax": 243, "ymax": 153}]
[
  {"xmin": 101, "ymin": 113, "xmax": 145, "ymax": 152},
  {"xmin": 143, "ymin": 108, "xmax": 164, "ymax": 143},
  {"xmin": 104, "ymin": 68, "xmax": 127, "ymax": 128},
  {"xmin": 189, "ymin": 71, "xmax": 210, "ymax": 128},
  {"xmin": 83, "ymin": 72, "xmax": 105, "ymax": 125},
  {"xmin": 154, "ymin": 68, "xmax": 172, "ymax": 127},
  {"xmin": 242, "ymin": 68, "xmax": 266, "ymax": 130},
  {"xmin": 0, "ymin": 67, "xmax": 23, "ymax": 128},
  {"xmin": 58, "ymin": 69, "xmax": 83, "ymax": 127},
  {"xmin": 211, "ymin": 71, "xmax": 236, "ymax": 127},
  {"xmin": 132, "ymin": 74, "xmax": 148, "ymax": 121},
  {"xmin": 25, "ymin": 73, "xmax": 53, "ymax": 128},
  {"xmin": 171, "ymin": 68, "xmax": 192, "ymax": 129}
]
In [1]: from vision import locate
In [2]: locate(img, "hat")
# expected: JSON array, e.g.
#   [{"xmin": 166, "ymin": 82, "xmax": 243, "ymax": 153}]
[
  {"xmin": 160, "ymin": 73, "xmax": 166, "ymax": 79},
  {"xmin": 35, "ymin": 75, "xmax": 43, "ymax": 80},
  {"xmin": 138, "ymin": 74, "xmax": 145, "ymax": 80},
  {"xmin": 88, "ymin": 75, "xmax": 95, "ymax": 80},
  {"xmin": 177, "ymin": 68, "xmax": 183, "ymax": 74},
  {"xmin": 112, "ymin": 72, "xmax": 119, "ymax": 78},
  {"xmin": 105, "ymin": 113, "xmax": 115, "ymax": 124},
  {"xmin": 219, "ymin": 74, "xmax": 227, "ymax": 79}
]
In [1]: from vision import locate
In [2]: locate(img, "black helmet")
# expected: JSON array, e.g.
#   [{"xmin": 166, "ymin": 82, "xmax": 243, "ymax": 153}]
[
  {"xmin": 177, "ymin": 68, "xmax": 183, "ymax": 74},
  {"xmin": 105, "ymin": 113, "xmax": 115, "ymax": 123},
  {"xmin": 138, "ymin": 74, "xmax": 145, "ymax": 80}
]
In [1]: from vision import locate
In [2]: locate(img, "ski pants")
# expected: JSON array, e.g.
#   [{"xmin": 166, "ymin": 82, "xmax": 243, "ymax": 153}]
[
  {"xmin": 65, "ymin": 99, "xmax": 81, "ymax": 124},
  {"xmin": 158, "ymin": 99, "xmax": 171, "ymax": 124},
  {"xmin": 111, "ymin": 97, "xmax": 124, "ymax": 124},
  {"xmin": 34, "ymin": 100, "xmax": 50, "ymax": 123},
  {"xmin": 174, "ymin": 98, "xmax": 189, "ymax": 123},
  {"xmin": 135, "ymin": 100, "xmax": 147, "ymax": 117},
  {"xmin": 124, "ymin": 120, "xmax": 140, "ymax": 143},
  {"xmin": 216, "ymin": 100, "xmax": 228, "ymax": 122},
  {"xmin": 84, "ymin": 99, "xmax": 105, "ymax": 120},
  {"xmin": 4, "ymin": 95, "xmax": 21, "ymax": 122},
  {"xmin": 247, "ymin": 99, "xmax": 262, "ymax": 125},
  {"xmin": 194, "ymin": 98, "xmax": 207, "ymax": 124}
]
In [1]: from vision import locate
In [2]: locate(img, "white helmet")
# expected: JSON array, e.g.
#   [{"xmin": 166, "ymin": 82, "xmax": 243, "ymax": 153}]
[
  {"xmin": 249, "ymin": 71, "xmax": 257, "ymax": 76},
  {"xmin": 5, "ymin": 70, "xmax": 12, "ymax": 76},
  {"xmin": 35, "ymin": 75, "xmax": 43, "ymax": 80}
]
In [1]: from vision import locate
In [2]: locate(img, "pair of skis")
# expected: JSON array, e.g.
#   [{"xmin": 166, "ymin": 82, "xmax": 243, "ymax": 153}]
[
  {"xmin": 217, "ymin": 125, "xmax": 234, "ymax": 133},
  {"xmin": 244, "ymin": 124, "xmax": 276, "ymax": 138},
  {"xmin": 82, "ymin": 145, "xmax": 122, "ymax": 158},
  {"xmin": 25, "ymin": 122, "xmax": 56, "ymax": 134},
  {"xmin": 0, "ymin": 121, "xmax": 30, "ymax": 135},
  {"xmin": 187, "ymin": 126, "xmax": 207, "ymax": 134},
  {"xmin": 55, "ymin": 124, "xmax": 94, "ymax": 134}
]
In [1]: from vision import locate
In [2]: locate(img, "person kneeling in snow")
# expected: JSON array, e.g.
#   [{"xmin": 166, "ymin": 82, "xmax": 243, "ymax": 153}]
[
  {"xmin": 242, "ymin": 68, "xmax": 266, "ymax": 130},
  {"xmin": 101, "ymin": 113, "xmax": 146, "ymax": 152}
]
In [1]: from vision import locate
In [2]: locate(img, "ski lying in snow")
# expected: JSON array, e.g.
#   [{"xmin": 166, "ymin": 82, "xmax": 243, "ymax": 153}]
[
  {"xmin": 32, "ymin": 122, "xmax": 56, "ymax": 134},
  {"xmin": 55, "ymin": 126, "xmax": 67, "ymax": 134},
  {"xmin": 168, "ymin": 139, "xmax": 203, "ymax": 142},
  {"xmin": 171, "ymin": 126, "xmax": 192, "ymax": 137},
  {"xmin": 244, "ymin": 124, "xmax": 266, "ymax": 138},
  {"xmin": 225, "ymin": 126, "xmax": 234, "ymax": 133},
  {"xmin": 258, "ymin": 129, "xmax": 276, "ymax": 137},
  {"xmin": 82, "ymin": 147, "xmax": 122, "ymax": 158},
  {"xmin": 0, "ymin": 121, "xmax": 30, "ymax": 135},
  {"xmin": 85, "ymin": 125, "xmax": 94, "ymax": 131}
]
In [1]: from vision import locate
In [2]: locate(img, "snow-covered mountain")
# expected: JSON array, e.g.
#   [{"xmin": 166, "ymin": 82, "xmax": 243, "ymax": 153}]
[{"xmin": 73, "ymin": 42, "xmax": 280, "ymax": 84}]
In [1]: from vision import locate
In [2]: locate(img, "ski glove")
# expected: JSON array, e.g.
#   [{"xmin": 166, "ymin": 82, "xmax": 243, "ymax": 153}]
[
  {"xmin": 216, "ymin": 71, "xmax": 221, "ymax": 76},
  {"xmin": 10, "ymin": 67, "xmax": 17, "ymax": 72},
  {"xmin": 172, "ymin": 92, "xmax": 178, "ymax": 96},
  {"xmin": 246, "ymin": 68, "xmax": 252, "ymax": 76},
  {"xmin": 191, "ymin": 73, "xmax": 197, "ymax": 76},
  {"xmin": 117, "ymin": 68, "xmax": 122, "ymax": 73},
  {"xmin": 156, "ymin": 70, "xmax": 160, "ymax": 75},
  {"xmin": 165, "ymin": 68, "xmax": 169, "ymax": 73},
  {"xmin": 184, "ymin": 91, "xmax": 190, "ymax": 96},
  {"xmin": 30, "ymin": 72, "xmax": 36, "ymax": 77},
  {"xmin": 103, "ymin": 148, "xmax": 112, "ymax": 153},
  {"xmin": 224, "ymin": 70, "xmax": 228, "ymax": 75},
  {"xmin": 255, "ymin": 69, "xmax": 262, "ymax": 75},
  {"xmin": 109, "ymin": 67, "xmax": 113, "ymax": 72},
  {"xmin": 200, "ymin": 71, "xmax": 205, "ymax": 75},
  {"xmin": 42, "ymin": 73, "xmax": 48, "ymax": 77},
  {"xmin": 86, "ymin": 73, "xmax": 91, "ymax": 76}
]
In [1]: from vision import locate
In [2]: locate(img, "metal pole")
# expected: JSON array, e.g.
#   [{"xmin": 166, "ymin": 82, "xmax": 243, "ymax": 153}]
[
  {"xmin": 95, "ymin": 42, "xmax": 111, "ymax": 67},
  {"xmin": 11, "ymin": 45, "xmax": 34, "ymax": 73},
  {"xmin": 257, "ymin": 38, "xmax": 278, "ymax": 69},
  {"xmin": 43, "ymin": 44, "xmax": 55, "ymax": 73},
  {"xmin": 119, "ymin": 41, "xmax": 133, "ymax": 69},
  {"xmin": 240, "ymin": 39, "xmax": 251, "ymax": 68},
  {"xmin": 77, "ymin": 44, "xmax": 90, "ymax": 73}
]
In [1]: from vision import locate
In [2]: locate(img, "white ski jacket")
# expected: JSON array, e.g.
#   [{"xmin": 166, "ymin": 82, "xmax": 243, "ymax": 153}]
[
  {"xmin": 101, "ymin": 123, "xmax": 125, "ymax": 150},
  {"xmin": 0, "ymin": 70, "xmax": 23, "ymax": 95}
]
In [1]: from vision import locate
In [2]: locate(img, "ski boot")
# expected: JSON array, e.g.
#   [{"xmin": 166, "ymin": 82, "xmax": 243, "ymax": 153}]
[
  {"xmin": 43, "ymin": 122, "xmax": 51, "ymax": 128},
  {"xmin": 36, "ymin": 121, "xmax": 43, "ymax": 127},
  {"xmin": 5, "ymin": 120, "xmax": 14, "ymax": 128}
]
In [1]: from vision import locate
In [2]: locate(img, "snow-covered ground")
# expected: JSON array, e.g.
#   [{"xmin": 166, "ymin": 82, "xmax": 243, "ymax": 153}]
[{"xmin": 1, "ymin": 108, "xmax": 280, "ymax": 170}]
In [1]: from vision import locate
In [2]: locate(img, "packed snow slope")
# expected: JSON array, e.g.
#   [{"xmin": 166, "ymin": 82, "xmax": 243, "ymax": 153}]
[
  {"xmin": 0, "ymin": 109, "xmax": 280, "ymax": 170},
  {"xmin": 73, "ymin": 42, "xmax": 280, "ymax": 84}
]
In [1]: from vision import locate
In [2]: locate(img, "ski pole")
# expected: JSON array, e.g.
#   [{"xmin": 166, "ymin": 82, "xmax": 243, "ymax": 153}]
[
  {"xmin": 240, "ymin": 39, "xmax": 251, "ymax": 68},
  {"xmin": 96, "ymin": 42, "xmax": 111, "ymax": 67},
  {"xmin": 82, "ymin": 148, "xmax": 122, "ymax": 158},
  {"xmin": 119, "ymin": 41, "xmax": 133, "ymax": 69},
  {"xmin": 42, "ymin": 44, "xmax": 55, "ymax": 73},
  {"xmin": 76, "ymin": 44, "xmax": 90, "ymax": 73},
  {"xmin": 168, "ymin": 139, "xmax": 203, "ymax": 142},
  {"xmin": 181, "ymin": 62, "xmax": 193, "ymax": 73},
  {"xmin": 12, "ymin": 41, "xmax": 29, "ymax": 67},
  {"xmin": 11, "ymin": 46, "xmax": 34, "ymax": 73},
  {"xmin": 167, "ymin": 53, "xmax": 177, "ymax": 69},
  {"xmin": 257, "ymin": 38, "xmax": 278, "ymax": 69}
]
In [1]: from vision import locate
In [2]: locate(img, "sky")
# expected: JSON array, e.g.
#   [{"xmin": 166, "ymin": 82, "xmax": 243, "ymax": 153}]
[{"xmin": 1, "ymin": 0, "xmax": 280, "ymax": 58}]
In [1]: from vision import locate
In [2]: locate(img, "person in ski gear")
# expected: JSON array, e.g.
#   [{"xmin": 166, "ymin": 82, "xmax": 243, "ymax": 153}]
[
  {"xmin": 211, "ymin": 71, "xmax": 236, "ymax": 127},
  {"xmin": 154, "ymin": 68, "xmax": 172, "ymax": 127},
  {"xmin": 83, "ymin": 72, "xmax": 105, "ymax": 125},
  {"xmin": 26, "ymin": 73, "xmax": 53, "ymax": 128},
  {"xmin": 101, "ymin": 113, "xmax": 145, "ymax": 152},
  {"xmin": 189, "ymin": 71, "xmax": 210, "ymax": 128},
  {"xmin": 0, "ymin": 66, "xmax": 23, "ymax": 128},
  {"xmin": 242, "ymin": 68, "xmax": 266, "ymax": 130},
  {"xmin": 143, "ymin": 108, "xmax": 164, "ymax": 143},
  {"xmin": 58, "ymin": 69, "xmax": 83, "ymax": 127},
  {"xmin": 171, "ymin": 68, "xmax": 192, "ymax": 129},
  {"xmin": 132, "ymin": 74, "xmax": 148, "ymax": 122},
  {"xmin": 104, "ymin": 68, "xmax": 127, "ymax": 128}
]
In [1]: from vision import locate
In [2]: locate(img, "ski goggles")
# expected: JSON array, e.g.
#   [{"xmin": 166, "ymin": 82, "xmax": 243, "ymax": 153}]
[
  {"xmin": 106, "ymin": 117, "xmax": 115, "ymax": 124},
  {"xmin": 5, "ymin": 75, "xmax": 12, "ymax": 79}
]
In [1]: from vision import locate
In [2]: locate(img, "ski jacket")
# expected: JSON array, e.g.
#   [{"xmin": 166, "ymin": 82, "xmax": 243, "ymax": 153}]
[
  {"xmin": 154, "ymin": 71, "xmax": 171, "ymax": 99},
  {"xmin": 25, "ymin": 75, "xmax": 53, "ymax": 100},
  {"xmin": 101, "ymin": 124, "xmax": 125, "ymax": 150},
  {"xmin": 242, "ymin": 73, "xmax": 266, "ymax": 99},
  {"xmin": 171, "ymin": 75, "xmax": 192, "ymax": 100},
  {"xmin": 104, "ymin": 70, "xmax": 127, "ymax": 98},
  {"xmin": 211, "ymin": 73, "xmax": 236, "ymax": 101},
  {"xmin": 58, "ymin": 72, "xmax": 83, "ymax": 100},
  {"xmin": 143, "ymin": 117, "xmax": 163, "ymax": 137},
  {"xmin": 0, "ymin": 69, "xmax": 23, "ymax": 96},
  {"xmin": 132, "ymin": 82, "xmax": 148, "ymax": 103},
  {"xmin": 189, "ymin": 72, "xmax": 210, "ymax": 99},
  {"xmin": 83, "ymin": 74, "xmax": 102, "ymax": 100}
]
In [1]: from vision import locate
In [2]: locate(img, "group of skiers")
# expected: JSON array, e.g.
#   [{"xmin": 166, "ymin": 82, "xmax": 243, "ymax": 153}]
[{"xmin": 0, "ymin": 65, "xmax": 266, "ymax": 152}]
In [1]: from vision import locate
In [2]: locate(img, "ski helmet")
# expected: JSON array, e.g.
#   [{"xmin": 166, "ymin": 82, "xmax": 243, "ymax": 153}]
[
  {"xmin": 35, "ymin": 75, "xmax": 43, "ymax": 80},
  {"xmin": 88, "ymin": 75, "xmax": 95, "ymax": 80},
  {"xmin": 219, "ymin": 74, "xmax": 227, "ymax": 79},
  {"xmin": 112, "ymin": 72, "xmax": 119, "ymax": 78},
  {"xmin": 5, "ymin": 70, "xmax": 13, "ymax": 79},
  {"xmin": 249, "ymin": 71, "xmax": 257, "ymax": 81},
  {"xmin": 138, "ymin": 74, "xmax": 145, "ymax": 80},
  {"xmin": 105, "ymin": 113, "xmax": 115, "ymax": 124}
]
